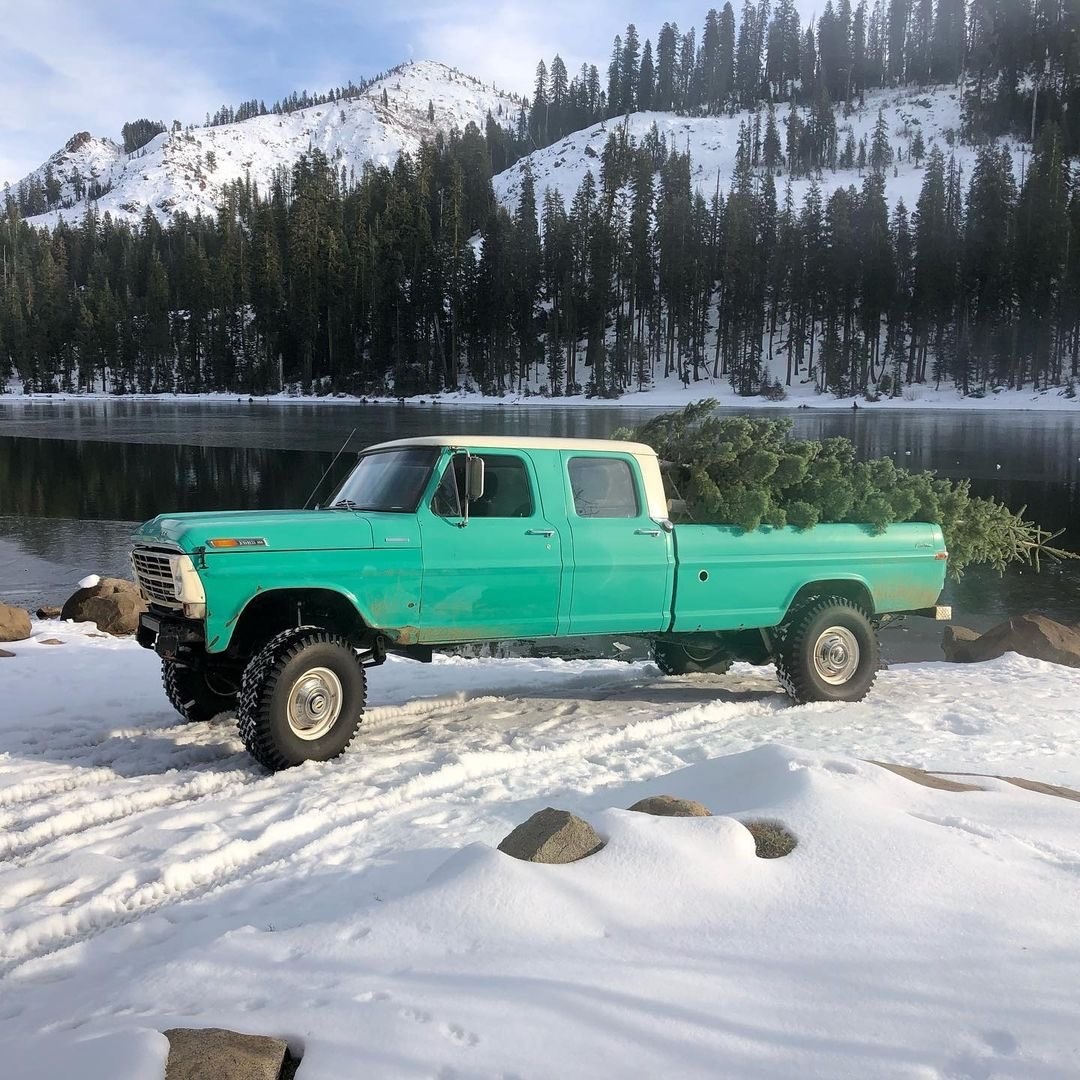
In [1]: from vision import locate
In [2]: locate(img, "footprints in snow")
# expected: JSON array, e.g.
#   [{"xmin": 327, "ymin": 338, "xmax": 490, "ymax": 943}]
[
  {"xmin": 346, "ymin": 989, "xmax": 481, "ymax": 1050},
  {"xmin": 911, "ymin": 812, "xmax": 1080, "ymax": 876},
  {"xmin": 399, "ymin": 1004, "xmax": 480, "ymax": 1048}
]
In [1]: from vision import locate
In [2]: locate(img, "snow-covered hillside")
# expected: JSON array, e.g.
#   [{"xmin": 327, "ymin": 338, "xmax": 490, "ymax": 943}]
[
  {"xmin": 2, "ymin": 620, "xmax": 1080, "ymax": 1077},
  {"xmin": 18, "ymin": 61, "xmax": 519, "ymax": 228},
  {"xmin": 494, "ymin": 84, "xmax": 1012, "ymax": 217}
]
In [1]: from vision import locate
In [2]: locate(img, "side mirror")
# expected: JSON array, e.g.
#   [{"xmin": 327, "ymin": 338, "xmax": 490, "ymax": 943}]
[{"xmin": 466, "ymin": 457, "xmax": 485, "ymax": 502}]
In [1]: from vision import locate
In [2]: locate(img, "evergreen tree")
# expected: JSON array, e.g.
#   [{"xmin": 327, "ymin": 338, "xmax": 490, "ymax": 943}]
[
  {"xmin": 607, "ymin": 35, "xmax": 623, "ymax": 115},
  {"xmin": 621, "ymin": 24, "xmax": 641, "ymax": 113},
  {"xmin": 638, "ymin": 40, "xmax": 655, "ymax": 110},
  {"xmin": 655, "ymin": 22, "xmax": 679, "ymax": 111},
  {"xmin": 869, "ymin": 108, "xmax": 893, "ymax": 173},
  {"xmin": 763, "ymin": 105, "xmax": 783, "ymax": 169},
  {"xmin": 931, "ymin": 0, "xmax": 965, "ymax": 84},
  {"xmin": 887, "ymin": 0, "xmax": 910, "ymax": 83}
]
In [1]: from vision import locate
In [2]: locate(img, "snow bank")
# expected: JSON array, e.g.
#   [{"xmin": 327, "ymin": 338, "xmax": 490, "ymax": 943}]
[
  {"xmin": 5, "ymin": 379, "xmax": 1079, "ymax": 411},
  {"xmin": 1, "ymin": 621, "xmax": 1079, "ymax": 1077}
]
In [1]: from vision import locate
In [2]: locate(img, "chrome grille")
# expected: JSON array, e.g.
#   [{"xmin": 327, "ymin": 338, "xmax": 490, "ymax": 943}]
[{"xmin": 131, "ymin": 548, "xmax": 180, "ymax": 607}]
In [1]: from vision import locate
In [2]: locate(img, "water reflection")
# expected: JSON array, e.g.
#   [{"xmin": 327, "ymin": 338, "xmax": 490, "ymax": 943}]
[{"xmin": 0, "ymin": 436, "xmax": 336, "ymax": 520}]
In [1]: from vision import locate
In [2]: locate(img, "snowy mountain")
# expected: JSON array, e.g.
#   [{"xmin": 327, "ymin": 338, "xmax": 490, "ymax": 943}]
[
  {"xmin": 17, "ymin": 61, "xmax": 521, "ymax": 228},
  {"xmin": 493, "ymin": 84, "xmax": 1013, "ymax": 218},
  {"xmin": 18, "ymin": 74, "xmax": 1021, "ymax": 234}
]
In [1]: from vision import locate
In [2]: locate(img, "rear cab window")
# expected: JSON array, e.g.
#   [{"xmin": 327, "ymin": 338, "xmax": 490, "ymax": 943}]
[{"xmin": 567, "ymin": 456, "xmax": 641, "ymax": 518}]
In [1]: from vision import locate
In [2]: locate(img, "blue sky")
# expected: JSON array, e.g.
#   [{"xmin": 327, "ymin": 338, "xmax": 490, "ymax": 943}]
[{"xmin": 0, "ymin": 0, "xmax": 823, "ymax": 187}]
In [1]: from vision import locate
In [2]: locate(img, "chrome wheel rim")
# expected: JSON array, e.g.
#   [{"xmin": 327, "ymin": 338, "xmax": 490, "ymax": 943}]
[
  {"xmin": 287, "ymin": 667, "xmax": 343, "ymax": 740},
  {"xmin": 812, "ymin": 626, "xmax": 860, "ymax": 685}
]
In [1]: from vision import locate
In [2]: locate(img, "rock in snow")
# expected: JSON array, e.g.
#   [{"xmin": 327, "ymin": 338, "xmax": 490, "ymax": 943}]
[
  {"xmin": 497, "ymin": 807, "xmax": 604, "ymax": 863},
  {"xmin": 627, "ymin": 794, "xmax": 712, "ymax": 817},
  {"xmin": 163, "ymin": 1027, "xmax": 289, "ymax": 1080}
]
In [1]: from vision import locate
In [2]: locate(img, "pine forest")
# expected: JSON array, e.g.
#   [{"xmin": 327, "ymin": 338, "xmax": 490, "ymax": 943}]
[{"xmin": 4, "ymin": 0, "xmax": 1080, "ymax": 400}]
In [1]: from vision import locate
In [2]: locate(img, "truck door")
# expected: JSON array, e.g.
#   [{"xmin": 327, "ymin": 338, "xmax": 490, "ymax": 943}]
[
  {"xmin": 560, "ymin": 452, "xmax": 674, "ymax": 634},
  {"xmin": 418, "ymin": 450, "xmax": 563, "ymax": 642}
]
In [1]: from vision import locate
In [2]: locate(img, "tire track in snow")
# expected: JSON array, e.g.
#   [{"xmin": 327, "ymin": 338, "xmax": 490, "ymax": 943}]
[
  {"xmin": 0, "ymin": 729, "xmax": 244, "ymax": 787},
  {"xmin": 0, "ymin": 762, "xmax": 260, "ymax": 863},
  {"xmin": 0, "ymin": 683, "xmax": 781, "ymax": 978}
]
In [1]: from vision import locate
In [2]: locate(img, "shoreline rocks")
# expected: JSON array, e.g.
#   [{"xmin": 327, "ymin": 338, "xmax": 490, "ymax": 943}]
[
  {"xmin": 0, "ymin": 603, "xmax": 32, "ymax": 642},
  {"xmin": 943, "ymin": 614, "xmax": 1080, "ymax": 668},
  {"xmin": 60, "ymin": 577, "xmax": 147, "ymax": 636}
]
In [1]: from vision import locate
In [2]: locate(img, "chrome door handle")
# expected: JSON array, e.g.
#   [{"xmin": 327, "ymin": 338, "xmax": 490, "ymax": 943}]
[
  {"xmin": 526, "ymin": 529, "xmax": 555, "ymax": 537},
  {"xmin": 635, "ymin": 529, "xmax": 661, "ymax": 536}
]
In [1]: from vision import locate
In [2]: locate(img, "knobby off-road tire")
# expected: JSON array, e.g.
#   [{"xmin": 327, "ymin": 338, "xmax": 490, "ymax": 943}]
[
  {"xmin": 162, "ymin": 658, "xmax": 238, "ymax": 723},
  {"xmin": 652, "ymin": 639, "xmax": 733, "ymax": 676},
  {"xmin": 774, "ymin": 596, "xmax": 880, "ymax": 704},
  {"xmin": 237, "ymin": 629, "xmax": 366, "ymax": 771}
]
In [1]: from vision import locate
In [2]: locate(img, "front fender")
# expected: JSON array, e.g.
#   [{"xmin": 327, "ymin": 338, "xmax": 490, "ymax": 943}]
[{"xmin": 201, "ymin": 547, "xmax": 422, "ymax": 652}]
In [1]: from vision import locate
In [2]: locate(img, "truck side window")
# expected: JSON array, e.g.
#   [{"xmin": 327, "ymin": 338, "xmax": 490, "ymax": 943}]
[
  {"xmin": 470, "ymin": 455, "xmax": 534, "ymax": 518},
  {"xmin": 568, "ymin": 457, "xmax": 640, "ymax": 518}
]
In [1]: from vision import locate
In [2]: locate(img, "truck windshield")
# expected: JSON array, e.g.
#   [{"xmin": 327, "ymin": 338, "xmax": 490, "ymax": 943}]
[{"xmin": 327, "ymin": 447, "xmax": 437, "ymax": 513}]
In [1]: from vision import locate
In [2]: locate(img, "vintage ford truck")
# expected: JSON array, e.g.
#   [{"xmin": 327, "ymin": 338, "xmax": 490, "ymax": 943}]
[{"xmin": 132, "ymin": 435, "xmax": 950, "ymax": 770}]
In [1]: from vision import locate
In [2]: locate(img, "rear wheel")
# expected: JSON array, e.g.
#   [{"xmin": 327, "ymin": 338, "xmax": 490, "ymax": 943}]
[
  {"xmin": 652, "ymin": 639, "xmax": 733, "ymax": 676},
  {"xmin": 162, "ymin": 659, "xmax": 238, "ymax": 723},
  {"xmin": 774, "ymin": 597, "xmax": 879, "ymax": 704},
  {"xmin": 237, "ymin": 630, "xmax": 366, "ymax": 771}
]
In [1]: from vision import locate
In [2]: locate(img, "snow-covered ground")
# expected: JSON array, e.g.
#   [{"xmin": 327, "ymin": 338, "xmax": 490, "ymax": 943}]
[
  {"xmin": 2, "ymin": 620, "xmax": 1080, "ymax": 1077},
  {"xmin": 494, "ymin": 84, "xmax": 1002, "ymax": 220},
  {"xmin": 19, "ymin": 61, "xmax": 519, "ymax": 228},
  {"xmin": 4, "ymin": 378, "xmax": 1079, "ymax": 411}
]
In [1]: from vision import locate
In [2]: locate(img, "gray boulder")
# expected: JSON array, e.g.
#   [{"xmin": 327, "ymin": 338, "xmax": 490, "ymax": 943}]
[
  {"xmin": 61, "ymin": 577, "xmax": 147, "ymax": 635},
  {"xmin": 943, "ymin": 614, "xmax": 1080, "ymax": 668},
  {"xmin": 163, "ymin": 1027, "xmax": 289, "ymax": 1080},
  {"xmin": 497, "ymin": 807, "xmax": 604, "ymax": 863},
  {"xmin": 35, "ymin": 605, "xmax": 62, "ymax": 619},
  {"xmin": 941, "ymin": 624, "xmax": 981, "ymax": 661},
  {"xmin": 0, "ymin": 603, "xmax": 31, "ymax": 642},
  {"xmin": 627, "ymin": 795, "xmax": 712, "ymax": 817}
]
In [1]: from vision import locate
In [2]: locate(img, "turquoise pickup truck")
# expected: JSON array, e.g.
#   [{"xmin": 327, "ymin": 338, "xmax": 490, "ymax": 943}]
[{"xmin": 132, "ymin": 436, "xmax": 950, "ymax": 770}]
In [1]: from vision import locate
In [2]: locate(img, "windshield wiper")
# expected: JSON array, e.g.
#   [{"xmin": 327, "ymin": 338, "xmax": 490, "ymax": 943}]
[{"xmin": 329, "ymin": 499, "xmax": 362, "ymax": 510}]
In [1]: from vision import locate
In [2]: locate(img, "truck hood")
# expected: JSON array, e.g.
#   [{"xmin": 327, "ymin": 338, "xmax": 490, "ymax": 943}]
[{"xmin": 135, "ymin": 509, "xmax": 375, "ymax": 553}]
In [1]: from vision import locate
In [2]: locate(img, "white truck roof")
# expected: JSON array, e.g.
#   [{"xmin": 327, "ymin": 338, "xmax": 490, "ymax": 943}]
[{"xmin": 365, "ymin": 435, "xmax": 656, "ymax": 455}]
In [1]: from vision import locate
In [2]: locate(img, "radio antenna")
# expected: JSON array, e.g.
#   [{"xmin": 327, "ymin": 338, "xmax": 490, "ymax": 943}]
[{"xmin": 304, "ymin": 427, "xmax": 357, "ymax": 510}]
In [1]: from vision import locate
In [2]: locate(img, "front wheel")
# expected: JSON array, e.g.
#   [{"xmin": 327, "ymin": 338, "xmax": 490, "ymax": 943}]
[
  {"xmin": 774, "ymin": 597, "xmax": 880, "ymax": 704},
  {"xmin": 237, "ymin": 630, "xmax": 366, "ymax": 771}
]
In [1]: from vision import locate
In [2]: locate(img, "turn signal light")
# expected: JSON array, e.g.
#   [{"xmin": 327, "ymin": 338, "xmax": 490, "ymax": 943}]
[{"xmin": 935, "ymin": 551, "xmax": 949, "ymax": 560}]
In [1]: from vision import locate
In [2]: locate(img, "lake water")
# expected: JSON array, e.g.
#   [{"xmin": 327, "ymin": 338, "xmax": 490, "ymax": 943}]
[{"xmin": 1, "ymin": 398, "xmax": 1078, "ymax": 662}]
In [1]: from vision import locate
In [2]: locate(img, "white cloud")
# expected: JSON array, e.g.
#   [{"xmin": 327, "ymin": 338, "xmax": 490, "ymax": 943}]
[
  {"xmin": 0, "ymin": 0, "xmax": 836, "ymax": 188},
  {"xmin": 0, "ymin": 0, "xmax": 228, "ymax": 185}
]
